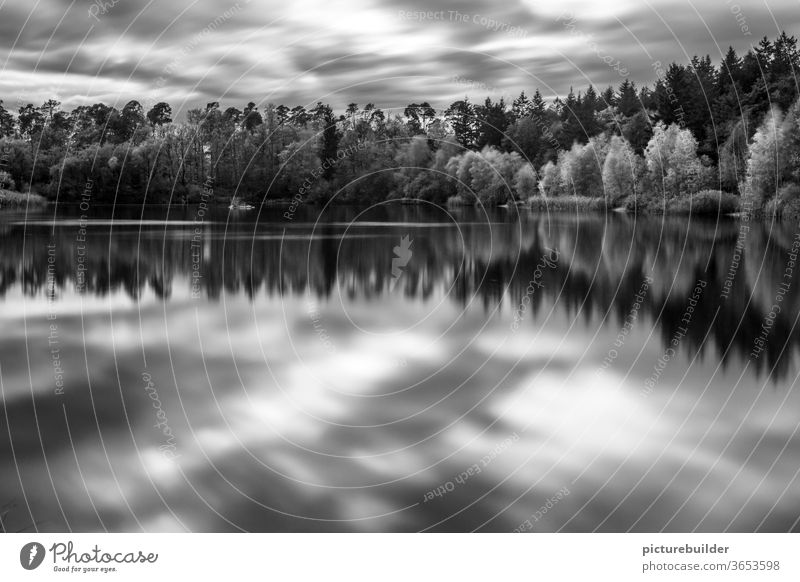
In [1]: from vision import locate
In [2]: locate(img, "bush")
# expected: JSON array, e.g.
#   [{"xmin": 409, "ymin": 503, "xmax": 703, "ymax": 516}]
[
  {"xmin": 528, "ymin": 195, "xmax": 609, "ymax": 213},
  {"xmin": 778, "ymin": 183, "xmax": 800, "ymax": 203},
  {"xmin": 763, "ymin": 184, "xmax": 800, "ymax": 219},
  {"xmin": 623, "ymin": 189, "xmax": 664, "ymax": 214},
  {"xmin": 781, "ymin": 197, "xmax": 800, "ymax": 222},
  {"xmin": 0, "ymin": 170, "xmax": 14, "ymax": 191},
  {"xmin": 668, "ymin": 190, "xmax": 740, "ymax": 215},
  {"xmin": 0, "ymin": 189, "xmax": 47, "ymax": 207}
]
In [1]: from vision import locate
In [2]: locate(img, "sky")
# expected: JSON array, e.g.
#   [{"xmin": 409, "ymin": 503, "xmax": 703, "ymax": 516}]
[{"xmin": 1, "ymin": 0, "xmax": 799, "ymax": 117}]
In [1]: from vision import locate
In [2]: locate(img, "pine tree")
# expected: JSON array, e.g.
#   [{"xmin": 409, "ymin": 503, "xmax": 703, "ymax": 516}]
[{"xmin": 617, "ymin": 79, "xmax": 639, "ymax": 117}]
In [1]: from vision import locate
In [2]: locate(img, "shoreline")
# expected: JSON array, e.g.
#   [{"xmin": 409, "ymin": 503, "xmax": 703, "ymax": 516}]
[
  {"xmin": 4, "ymin": 190, "xmax": 793, "ymax": 221},
  {"xmin": 0, "ymin": 189, "xmax": 48, "ymax": 208}
]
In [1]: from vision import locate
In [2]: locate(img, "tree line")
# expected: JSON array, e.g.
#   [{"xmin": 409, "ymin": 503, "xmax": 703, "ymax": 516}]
[{"xmin": 0, "ymin": 32, "xmax": 799, "ymax": 215}]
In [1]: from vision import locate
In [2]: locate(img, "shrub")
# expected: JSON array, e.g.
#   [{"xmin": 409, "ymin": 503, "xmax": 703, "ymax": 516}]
[
  {"xmin": 0, "ymin": 189, "xmax": 47, "ymax": 207},
  {"xmin": 763, "ymin": 184, "xmax": 800, "ymax": 219},
  {"xmin": 718, "ymin": 119, "xmax": 750, "ymax": 194},
  {"xmin": 668, "ymin": 190, "xmax": 740, "ymax": 216},
  {"xmin": 528, "ymin": 195, "xmax": 609, "ymax": 213},
  {"xmin": 778, "ymin": 183, "xmax": 800, "ymax": 203},
  {"xmin": 781, "ymin": 197, "xmax": 800, "ymax": 222},
  {"xmin": 0, "ymin": 170, "xmax": 14, "ymax": 191}
]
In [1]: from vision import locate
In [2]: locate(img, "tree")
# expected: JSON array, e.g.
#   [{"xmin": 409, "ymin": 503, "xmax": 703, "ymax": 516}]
[
  {"xmin": 503, "ymin": 116, "xmax": 544, "ymax": 166},
  {"xmin": 311, "ymin": 103, "xmax": 340, "ymax": 180},
  {"xmin": 743, "ymin": 107, "xmax": 791, "ymax": 210},
  {"xmin": 644, "ymin": 122, "xmax": 702, "ymax": 201},
  {"xmin": 475, "ymin": 97, "xmax": 510, "ymax": 149},
  {"xmin": 222, "ymin": 107, "xmax": 242, "ymax": 125},
  {"xmin": 558, "ymin": 88, "xmax": 585, "ymax": 147},
  {"xmin": 686, "ymin": 55, "xmax": 719, "ymax": 156},
  {"xmin": 146, "ymin": 102, "xmax": 173, "ymax": 127},
  {"xmin": 447, "ymin": 150, "xmax": 478, "ymax": 201},
  {"xmin": 538, "ymin": 161, "xmax": 563, "ymax": 197},
  {"xmin": 18, "ymin": 104, "xmax": 44, "ymax": 139},
  {"xmin": 0, "ymin": 101, "xmax": 14, "ymax": 137},
  {"xmin": 511, "ymin": 92, "xmax": 532, "ymax": 120},
  {"xmin": 242, "ymin": 102, "xmax": 263, "ymax": 131},
  {"xmin": 395, "ymin": 136, "xmax": 432, "ymax": 196},
  {"xmin": 4, "ymin": 29, "xmax": 799, "ymax": 209},
  {"xmin": 459, "ymin": 147, "xmax": 524, "ymax": 204},
  {"xmin": 404, "ymin": 102, "xmax": 437, "ymax": 135},
  {"xmin": 275, "ymin": 104, "xmax": 291, "ymax": 126},
  {"xmin": 653, "ymin": 64, "xmax": 692, "ymax": 127},
  {"xmin": 559, "ymin": 136, "xmax": 608, "ymax": 198},
  {"xmin": 718, "ymin": 117, "xmax": 750, "ymax": 194},
  {"xmin": 514, "ymin": 163, "xmax": 538, "ymax": 199},
  {"xmin": 444, "ymin": 99, "xmax": 477, "ymax": 149},
  {"xmin": 622, "ymin": 111, "xmax": 653, "ymax": 155},
  {"xmin": 289, "ymin": 106, "xmax": 310, "ymax": 127},
  {"xmin": 617, "ymin": 79, "xmax": 640, "ymax": 117},
  {"xmin": 345, "ymin": 103, "xmax": 360, "ymax": 131},
  {"xmin": 602, "ymin": 135, "xmax": 639, "ymax": 204},
  {"xmin": 601, "ymin": 86, "xmax": 616, "ymax": 109},
  {"xmin": 576, "ymin": 86, "xmax": 600, "ymax": 137},
  {"xmin": 530, "ymin": 90, "xmax": 547, "ymax": 118},
  {"xmin": 120, "ymin": 100, "xmax": 145, "ymax": 140},
  {"xmin": 717, "ymin": 46, "xmax": 742, "ymax": 98},
  {"xmin": 784, "ymin": 99, "xmax": 800, "ymax": 185},
  {"xmin": 770, "ymin": 32, "xmax": 800, "ymax": 110}
]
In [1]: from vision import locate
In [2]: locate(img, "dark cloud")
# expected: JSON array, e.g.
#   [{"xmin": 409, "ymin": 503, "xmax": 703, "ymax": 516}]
[{"xmin": 0, "ymin": 0, "xmax": 798, "ymax": 114}]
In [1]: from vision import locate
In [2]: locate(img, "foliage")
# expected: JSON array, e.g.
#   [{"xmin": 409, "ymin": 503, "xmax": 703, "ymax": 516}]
[
  {"xmin": 528, "ymin": 195, "xmax": 609, "ymax": 212},
  {"xmin": 0, "ymin": 170, "xmax": 14, "ymax": 190},
  {"xmin": 668, "ymin": 190, "xmax": 741, "ymax": 215},
  {"xmin": 644, "ymin": 122, "xmax": 702, "ymax": 201},
  {"xmin": 0, "ymin": 189, "xmax": 47, "ymax": 207},
  {"xmin": 514, "ymin": 164, "xmax": 538, "ymax": 199},
  {"xmin": 602, "ymin": 135, "xmax": 639, "ymax": 205},
  {"xmin": 445, "ymin": 147, "xmax": 524, "ymax": 205},
  {"xmin": 0, "ymin": 30, "xmax": 797, "ymax": 218},
  {"xmin": 743, "ymin": 108, "xmax": 791, "ymax": 210},
  {"xmin": 538, "ymin": 161, "xmax": 564, "ymax": 198}
]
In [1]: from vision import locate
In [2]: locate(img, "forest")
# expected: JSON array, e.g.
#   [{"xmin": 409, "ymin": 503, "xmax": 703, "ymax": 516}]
[{"xmin": 1, "ymin": 31, "xmax": 799, "ymax": 217}]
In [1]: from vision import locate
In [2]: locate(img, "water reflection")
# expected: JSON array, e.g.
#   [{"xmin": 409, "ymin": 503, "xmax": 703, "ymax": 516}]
[{"xmin": 0, "ymin": 205, "xmax": 798, "ymax": 532}]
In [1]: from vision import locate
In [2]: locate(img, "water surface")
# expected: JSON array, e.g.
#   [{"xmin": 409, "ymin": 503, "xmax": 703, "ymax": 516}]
[{"xmin": 1, "ymin": 204, "xmax": 798, "ymax": 532}]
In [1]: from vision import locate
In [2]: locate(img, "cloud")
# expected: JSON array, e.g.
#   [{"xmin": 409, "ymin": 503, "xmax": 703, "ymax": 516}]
[{"xmin": 0, "ymin": 0, "xmax": 798, "ymax": 114}]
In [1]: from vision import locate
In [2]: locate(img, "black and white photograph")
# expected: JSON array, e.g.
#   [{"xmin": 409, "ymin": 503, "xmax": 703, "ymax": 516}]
[{"xmin": 1, "ymin": 0, "xmax": 800, "ymax": 576}]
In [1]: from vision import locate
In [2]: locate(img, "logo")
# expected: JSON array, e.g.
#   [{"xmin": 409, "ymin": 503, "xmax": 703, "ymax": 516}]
[
  {"xmin": 20, "ymin": 542, "xmax": 46, "ymax": 570},
  {"xmin": 390, "ymin": 235, "xmax": 413, "ymax": 290}
]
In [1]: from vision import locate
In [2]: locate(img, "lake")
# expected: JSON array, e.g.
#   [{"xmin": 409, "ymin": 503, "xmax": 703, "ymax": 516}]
[{"xmin": 1, "ymin": 203, "xmax": 799, "ymax": 532}]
